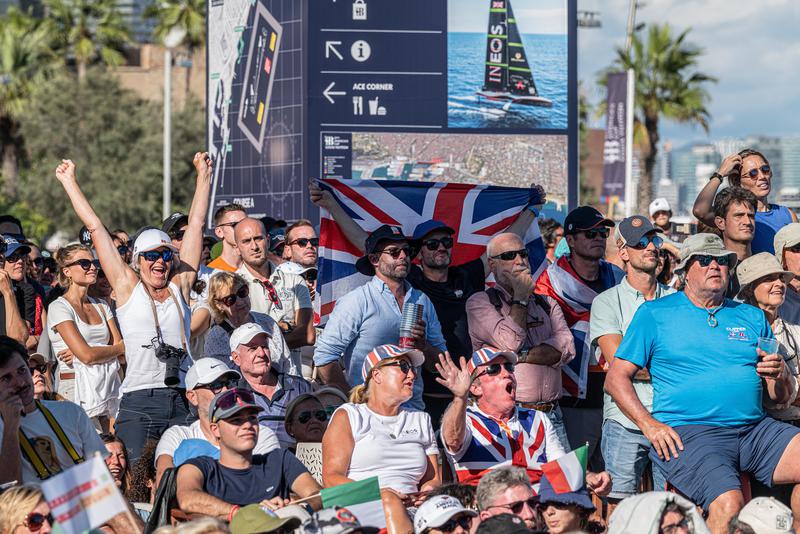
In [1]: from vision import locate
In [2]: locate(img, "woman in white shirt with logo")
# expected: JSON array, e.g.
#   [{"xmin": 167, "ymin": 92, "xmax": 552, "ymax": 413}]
[
  {"xmin": 322, "ymin": 343, "xmax": 441, "ymax": 533},
  {"xmin": 48, "ymin": 244, "xmax": 124, "ymax": 432},
  {"xmin": 55, "ymin": 153, "xmax": 212, "ymax": 459}
]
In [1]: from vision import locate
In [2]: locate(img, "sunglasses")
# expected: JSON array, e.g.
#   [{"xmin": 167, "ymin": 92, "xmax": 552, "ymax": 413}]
[
  {"xmin": 29, "ymin": 364, "xmax": 47, "ymax": 375},
  {"xmin": 423, "ymin": 237, "xmax": 454, "ymax": 251},
  {"xmin": 786, "ymin": 244, "xmax": 800, "ymax": 254},
  {"xmin": 257, "ymin": 279, "xmax": 282, "ymax": 308},
  {"xmin": 383, "ymin": 360, "xmax": 417, "ymax": 375},
  {"xmin": 491, "ymin": 497, "xmax": 538, "ymax": 515},
  {"xmin": 694, "ymin": 254, "xmax": 732, "ymax": 267},
  {"xmin": 22, "ymin": 512, "xmax": 53, "ymax": 532},
  {"xmin": 476, "ymin": 361, "xmax": 515, "ymax": 378},
  {"xmin": 217, "ymin": 220, "xmax": 244, "ymax": 229},
  {"xmin": 211, "ymin": 388, "xmax": 256, "ymax": 422},
  {"xmin": 302, "ymin": 270, "xmax": 318, "ymax": 282},
  {"xmin": 297, "ymin": 410, "xmax": 328, "ymax": 424},
  {"xmin": 141, "ymin": 249, "xmax": 174, "ymax": 263},
  {"xmin": 219, "ymin": 285, "xmax": 249, "ymax": 307},
  {"xmin": 630, "ymin": 235, "xmax": 663, "ymax": 250},
  {"xmin": 380, "ymin": 246, "xmax": 412, "ymax": 259},
  {"xmin": 170, "ymin": 230, "xmax": 186, "ymax": 241},
  {"xmin": 117, "ymin": 245, "xmax": 129, "ymax": 256},
  {"xmin": 5, "ymin": 252, "xmax": 26, "ymax": 263},
  {"xmin": 583, "ymin": 228, "xmax": 610, "ymax": 239},
  {"xmin": 197, "ymin": 376, "xmax": 238, "ymax": 393},
  {"xmin": 430, "ymin": 514, "xmax": 473, "ymax": 534},
  {"xmin": 289, "ymin": 237, "xmax": 319, "ymax": 248},
  {"xmin": 490, "ymin": 249, "xmax": 529, "ymax": 261},
  {"xmin": 744, "ymin": 165, "xmax": 771, "ymax": 178},
  {"xmin": 32, "ymin": 257, "xmax": 44, "ymax": 268},
  {"xmin": 65, "ymin": 258, "xmax": 101, "ymax": 271}
]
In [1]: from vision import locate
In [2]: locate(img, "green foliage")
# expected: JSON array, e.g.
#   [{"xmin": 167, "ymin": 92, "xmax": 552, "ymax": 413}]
[{"xmin": 145, "ymin": 0, "xmax": 206, "ymax": 50}]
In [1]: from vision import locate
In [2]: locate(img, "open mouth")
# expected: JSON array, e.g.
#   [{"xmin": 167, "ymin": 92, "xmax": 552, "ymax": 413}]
[{"xmin": 505, "ymin": 382, "xmax": 514, "ymax": 395}]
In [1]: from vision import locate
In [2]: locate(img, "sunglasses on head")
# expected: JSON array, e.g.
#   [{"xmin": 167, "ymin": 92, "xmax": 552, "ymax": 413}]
[
  {"xmin": 431, "ymin": 514, "xmax": 473, "ymax": 533},
  {"xmin": 22, "ymin": 512, "xmax": 53, "ymax": 532},
  {"xmin": 117, "ymin": 245, "xmax": 129, "ymax": 256},
  {"xmin": 582, "ymin": 227, "xmax": 610, "ymax": 239},
  {"xmin": 694, "ymin": 254, "xmax": 732, "ymax": 268},
  {"xmin": 197, "ymin": 376, "xmax": 238, "ymax": 393},
  {"xmin": 141, "ymin": 249, "xmax": 174, "ymax": 263},
  {"xmin": 630, "ymin": 234, "xmax": 663, "ymax": 250},
  {"xmin": 490, "ymin": 249, "xmax": 528, "ymax": 261},
  {"xmin": 219, "ymin": 285, "xmax": 249, "ymax": 307},
  {"xmin": 380, "ymin": 246, "xmax": 411, "ymax": 259},
  {"xmin": 476, "ymin": 361, "xmax": 515, "ymax": 378},
  {"xmin": 383, "ymin": 360, "xmax": 417, "ymax": 375},
  {"xmin": 170, "ymin": 230, "xmax": 186, "ymax": 241},
  {"xmin": 492, "ymin": 497, "xmax": 538, "ymax": 515},
  {"xmin": 290, "ymin": 237, "xmax": 319, "ymax": 248},
  {"xmin": 211, "ymin": 388, "xmax": 256, "ymax": 422},
  {"xmin": 297, "ymin": 409, "xmax": 328, "ymax": 424},
  {"xmin": 65, "ymin": 258, "xmax": 100, "ymax": 271},
  {"xmin": 423, "ymin": 237, "xmax": 454, "ymax": 251},
  {"xmin": 745, "ymin": 165, "xmax": 771, "ymax": 178}
]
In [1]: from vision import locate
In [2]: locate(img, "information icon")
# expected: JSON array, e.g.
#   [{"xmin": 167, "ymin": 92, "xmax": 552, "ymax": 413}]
[{"xmin": 351, "ymin": 40, "xmax": 371, "ymax": 62}]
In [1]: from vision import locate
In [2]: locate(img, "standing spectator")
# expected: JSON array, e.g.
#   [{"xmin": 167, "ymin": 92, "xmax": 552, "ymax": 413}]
[
  {"xmin": 649, "ymin": 198, "xmax": 673, "ymax": 237},
  {"xmin": 283, "ymin": 219, "xmax": 319, "ymax": 271},
  {"xmin": 657, "ymin": 237, "xmax": 682, "ymax": 290},
  {"xmin": 0, "ymin": 240, "xmax": 29, "ymax": 343},
  {"xmin": 48, "ymin": 244, "xmax": 123, "ymax": 432},
  {"xmin": 111, "ymin": 229, "xmax": 132, "ymax": 264},
  {"xmin": 2, "ymin": 236, "xmax": 36, "ymax": 348},
  {"xmin": 475, "ymin": 466, "xmax": 540, "ymax": 530},
  {"xmin": 163, "ymin": 211, "xmax": 215, "ymax": 302},
  {"xmin": 314, "ymin": 225, "xmax": 447, "ymax": 410},
  {"xmin": 590, "ymin": 215, "xmax": 674, "ymax": 505},
  {"xmin": 775, "ymin": 223, "xmax": 800, "ymax": 324},
  {"xmin": 539, "ymin": 218, "xmax": 564, "ymax": 265},
  {"xmin": 39, "ymin": 257, "xmax": 58, "ymax": 293},
  {"xmin": 55, "ymin": 154, "xmax": 212, "ymax": 459},
  {"xmin": 466, "ymin": 232, "xmax": 575, "ymax": 448},
  {"xmin": 711, "ymin": 187, "xmax": 756, "ymax": 297},
  {"xmin": 208, "ymin": 204, "xmax": 247, "ymax": 272},
  {"xmin": 26, "ymin": 244, "xmax": 45, "ymax": 285},
  {"xmin": 0, "ymin": 485, "xmax": 54, "ymax": 534},
  {"xmin": 535, "ymin": 206, "xmax": 623, "ymax": 472},
  {"xmin": 605, "ymin": 233, "xmax": 800, "ymax": 533}
]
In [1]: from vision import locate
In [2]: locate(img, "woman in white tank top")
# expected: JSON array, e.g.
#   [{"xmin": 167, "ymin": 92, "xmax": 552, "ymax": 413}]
[
  {"xmin": 48, "ymin": 244, "xmax": 124, "ymax": 433},
  {"xmin": 55, "ymin": 153, "xmax": 212, "ymax": 458}
]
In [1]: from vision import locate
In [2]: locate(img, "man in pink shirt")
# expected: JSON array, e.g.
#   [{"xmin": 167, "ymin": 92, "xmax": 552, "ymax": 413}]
[{"xmin": 465, "ymin": 232, "xmax": 575, "ymax": 448}]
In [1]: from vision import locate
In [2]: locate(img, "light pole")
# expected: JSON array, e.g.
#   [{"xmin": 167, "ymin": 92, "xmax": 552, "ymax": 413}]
[{"xmin": 163, "ymin": 26, "xmax": 187, "ymax": 220}]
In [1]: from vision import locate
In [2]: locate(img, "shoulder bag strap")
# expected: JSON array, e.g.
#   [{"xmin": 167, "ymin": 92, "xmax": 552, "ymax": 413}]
[
  {"xmin": 17, "ymin": 428, "xmax": 52, "ymax": 479},
  {"xmin": 167, "ymin": 287, "xmax": 188, "ymax": 351},
  {"xmin": 38, "ymin": 401, "xmax": 83, "ymax": 464}
]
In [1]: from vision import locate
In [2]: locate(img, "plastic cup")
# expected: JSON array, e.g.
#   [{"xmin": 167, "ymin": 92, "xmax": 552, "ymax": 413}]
[
  {"xmin": 399, "ymin": 302, "xmax": 423, "ymax": 349},
  {"xmin": 757, "ymin": 337, "xmax": 779, "ymax": 356}
]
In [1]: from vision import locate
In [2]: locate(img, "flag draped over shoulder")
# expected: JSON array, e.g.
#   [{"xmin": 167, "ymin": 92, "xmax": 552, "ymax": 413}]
[{"xmin": 317, "ymin": 178, "xmax": 546, "ymax": 324}]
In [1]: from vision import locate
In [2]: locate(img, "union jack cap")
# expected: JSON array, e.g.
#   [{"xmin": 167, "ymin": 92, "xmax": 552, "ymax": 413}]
[
  {"xmin": 468, "ymin": 347, "xmax": 518, "ymax": 375},
  {"xmin": 362, "ymin": 344, "xmax": 424, "ymax": 381}
]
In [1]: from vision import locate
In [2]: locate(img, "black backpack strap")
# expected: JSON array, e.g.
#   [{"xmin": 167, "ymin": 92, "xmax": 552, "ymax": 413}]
[
  {"xmin": 485, "ymin": 287, "xmax": 504, "ymax": 311},
  {"xmin": 532, "ymin": 293, "xmax": 551, "ymax": 315}
]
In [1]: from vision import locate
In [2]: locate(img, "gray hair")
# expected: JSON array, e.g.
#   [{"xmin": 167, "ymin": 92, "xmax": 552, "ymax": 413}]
[
  {"xmin": 476, "ymin": 466, "xmax": 531, "ymax": 511},
  {"xmin": 486, "ymin": 232, "xmax": 523, "ymax": 259},
  {"xmin": 728, "ymin": 517, "xmax": 755, "ymax": 534}
]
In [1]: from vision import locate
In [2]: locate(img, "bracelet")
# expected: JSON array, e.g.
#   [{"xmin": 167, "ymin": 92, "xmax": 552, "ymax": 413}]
[
  {"xmin": 511, "ymin": 299, "xmax": 529, "ymax": 307},
  {"xmin": 228, "ymin": 505, "xmax": 240, "ymax": 522},
  {"xmin": 710, "ymin": 172, "xmax": 723, "ymax": 181}
]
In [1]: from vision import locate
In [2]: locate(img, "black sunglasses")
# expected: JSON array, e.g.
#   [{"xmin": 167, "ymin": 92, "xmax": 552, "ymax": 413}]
[
  {"xmin": 630, "ymin": 235, "xmax": 663, "ymax": 250},
  {"xmin": 423, "ymin": 237, "xmax": 454, "ymax": 251},
  {"xmin": 217, "ymin": 219, "xmax": 244, "ymax": 229},
  {"xmin": 583, "ymin": 228, "xmax": 610, "ymax": 239},
  {"xmin": 745, "ymin": 165, "xmax": 771, "ymax": 178},
  {"xmin": 117, "ymin": 245, "xmax": 129, "ymax": 256},
  {"xmin": 23, "ymin": 512, "xmax": 54, "ymax": 531},
  {"xmin": 28, "ymin": 364, "xmax": 47, "ymax": 375},
  {"xmin": 491, "ymin": 497, "xmax": 538, "ymax": 515},
  {"xmin": 297, "ymin": 409, "xmax": 328, "ymax": 424},
  {"xmin": 430, "ymin": 514, "xmax": 473, "ymax": 533},
  {"xmin": 490, "ymin": 249, "xmax": 528, "ymax": 261},
  {"xmin": 5, "ymin": 252, "xmax": 26, "ymax": 263},
  {"xmin": 290, "ymin": 237, "xmax": 319, "ymax": 248},
  {"xmin": 383, "ymin": 360, "xmax": 417, "ymax": 375},
  {"xmin": 302, "ymin": 270, "xmax": 318, "ymax": 282},
  {"xmin": 476, "ymin": 361, "xmax": 515, "ymax": 378},
  {"xmin": 197, "ymin": 376, "xmax": 238, "ymax": 394},
  {"xmin": 219, "ymin": 285, "xmax": 249, "ymax": 307},
  {"xmin": 694, "ymin": 254, "xmax": 732, "ymax": 267},
  {"xmin": 380, "ymin": 246, "xmax": 412, "ymax": 259},
  {"xmin": 65, "ymin": 258, "xmax": 101, "ymax": 271},
  {"xmin": 32, "ymin": 257, "xmax": 44, "ymax": 267},
  {"xmin": 141, "ymin": 249, "xmax": 174, "ymax": 263},
  {"xmin": 170, "ymin": 230, "xmax": 186, "ymax": 241}
]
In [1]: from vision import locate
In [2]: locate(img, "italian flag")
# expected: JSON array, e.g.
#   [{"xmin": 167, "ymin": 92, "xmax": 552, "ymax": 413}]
[
  {"xmin": 541, "ymin": 445, "xmax": 588, "ymax": 493},
  {"xmin": 320, "ymin": 476, "xmax": 385, "ymax": 528}
]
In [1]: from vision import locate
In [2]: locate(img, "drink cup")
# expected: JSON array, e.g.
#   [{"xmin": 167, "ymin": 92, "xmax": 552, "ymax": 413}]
[
  {"xmin": 399, "ymin": 302, "xmax": 423, "ymax": 349},
  {"xmin": 757, "ymin": 337, "xmax": 779, "ymax": 356}
]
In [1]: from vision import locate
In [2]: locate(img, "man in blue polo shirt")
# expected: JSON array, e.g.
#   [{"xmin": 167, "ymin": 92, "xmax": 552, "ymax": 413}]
[{"xmin": 605, "ymin": 233, "xmax": 800, "ymax": 534}]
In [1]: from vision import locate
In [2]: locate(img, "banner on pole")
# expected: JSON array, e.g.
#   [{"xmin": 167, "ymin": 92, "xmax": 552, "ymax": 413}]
[{"xmin": 602, "ymin": 71, "xmax": 630, "ymax": 200}]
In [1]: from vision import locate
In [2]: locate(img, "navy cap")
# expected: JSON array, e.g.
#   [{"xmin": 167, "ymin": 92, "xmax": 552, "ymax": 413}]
[
  {"xmin": 537, "ymin": 474, "xmax": 595, "ymax": 511},
  {"xmin": 356, "ymin": 224, "xmax": 410, "ymax": 276},
  {"xmin": 162, "ymin": 212, "xmax": 189, "ymax": 235},
  {"xmin": 412, "ymin": 220, "xmax": 455, "ymax": 241},
  {"xmin": 563, "ymin": 206, "xmax": 614, "ymax": 235},
  {"xmin": 3, "ymin": 235, "xmax": 31, "ymax": 257},
  {"xmin": 615, "ymin": 215, "xmax": 657, "ymax": 246}
]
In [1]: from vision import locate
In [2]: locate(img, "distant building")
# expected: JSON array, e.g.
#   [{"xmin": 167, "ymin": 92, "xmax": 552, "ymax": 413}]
[
  {"xmin": 782, "ymin": 136, "xmax": 800, "ymax": 192},
  {"xmin": 671, "ymin": 142, "xmax": 720, "ymax": 216},
  {"xmin": 116, "ymin": 0, "xmax": 155, "ymax": 43},
  {"xmin": 0, "ymin": 0, "xmax": 42, "ymax": 15}
]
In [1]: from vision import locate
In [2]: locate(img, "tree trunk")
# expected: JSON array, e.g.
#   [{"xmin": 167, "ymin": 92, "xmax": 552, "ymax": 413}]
[
  {"xmin": 639, "ymin": 113, "xmax": 660, "ymax": 214},
  {"xmin": 77, "ymin": 60, "xmax": 87, "ymax": 83},
  {"xmin": 0, "ymin": 117, "xmax": 19, "ymax": 198}
]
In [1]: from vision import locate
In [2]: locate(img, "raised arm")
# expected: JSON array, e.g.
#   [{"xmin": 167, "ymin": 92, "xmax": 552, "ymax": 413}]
[
  {"xmin": 309, "ymin": 179, "xmax": 368, "ymax": 253},
  {"xmin": 55, "ymin": 160, "xmax": 137, "ymax": 300},
  {"xmin": 692, "ymin": 153, "xmax": 741, "ymax": 226},
  {"xmin": 0, "ymin": 271, "xmax": 28, "ymax": 344},
  {"xmin": 436, "ymin": 354, "xmax": 472, "ymax": 453}
]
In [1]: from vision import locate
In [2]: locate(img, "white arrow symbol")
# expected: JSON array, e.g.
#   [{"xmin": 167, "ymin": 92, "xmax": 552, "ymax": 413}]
[
  {"xmin": 323, "ymin": 82, "xmax": 346, "ymax": 104},
  {"xmin": 325, "ymin": 41, "xmax": 343, "ymax": 60}
]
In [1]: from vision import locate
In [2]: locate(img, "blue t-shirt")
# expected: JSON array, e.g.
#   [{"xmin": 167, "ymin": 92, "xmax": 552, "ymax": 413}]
[
  {"xmin": 184, "ymin": 449, "xmax": 308, "ymax": 506},
  {"xmin": 752, "ymin": 204, "xmax": 793, "ymax": 254},
  {"xmin": 615, "ymin": 292, "xmax": 771, "ymax": 428}
]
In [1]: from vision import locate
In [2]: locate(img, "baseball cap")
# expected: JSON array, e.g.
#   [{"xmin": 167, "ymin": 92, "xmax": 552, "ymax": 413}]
[
  {"xmin": 299, "ymin": 507, "xmax": 379, "ymax": 534},
  {"xmin": 614, "ymin": 215, "xmax": 657, "ymax": 247},
  {"xmin": 78, "ymin": 225, "xmax": 93, "ymax": 247},
  {"xmin": 674, "ymin": 233, "xmax": 738, "ymax": 273},
  {"xmin": 467, "ymin": 347, "xmax": 518, "ymax": 375},
  {"xmin": 563, "ymin": 206, "xmax": 614, "ymax": 235},
  {"xmin": 208, "ymin": 388, "xmax": 264, "ymax": 423},
  {"xmin": 0, "ymin": 215, "xmax": 23, "ymax": 236},
  {"xmin": 538, "ymin": 473, "xmax": 595, "ymax": 511},
  {"xmin": 413, "ymin": 495, "xmax": 477, "ymax": 534},
  {"xmin": 269, "ymin": 228, "xmax": 285, "ymax": 253},
  {"xmin": 28, "ymin": 353, "xmax": 48, "ymax": 367},
  {"xmin": 362, "ymin": 344, "xmax": 424, "ymax": 381},
  {"xmin": 355, "ymin": 225, "xmax": 410, "ymax": 276},
  {"xmin": 412, "ymin": 220, "xmax": 455, "ymax": 241},
  {"xmin": 649, "ymin": 198, "xmax": 672, "ymax": 217},
  {"xmin": 474, "ymin": 514, "xmax": 531, "ymax": 534},
  {"xmin": 737, "ymin": 497, "xmax": 793, "ymax": 534},
  {"xmin": 229, "ymin": 323, "xmax": 272, "ymax": 352},
  {"xmin": 736, "ymin": 253, "xmax": 794, "ymax": 298},
  {"xmin": 231, "ymin": 504, "xmax": 302, "ymax": 534},
  {"xmin": 185, "ymin": 357, "xmax": 241, "ymax": 391},
  {"xmin": 278, "ymin": 261, "xmax": 317, "ymax": 277},
  {"xmin": 3, "ymin": 235, "xmax": 31, "ymax": 257},
  {"xmin": 132, "ymin": 228, "xmax": 178, "ymax": 260},
  {"xmin": 162, "ymin": 212, "xmax": 189, "ymax": 236},
  {"xmin": 774, "ymin": 223, "xmax": 800, "ymax": 264}
]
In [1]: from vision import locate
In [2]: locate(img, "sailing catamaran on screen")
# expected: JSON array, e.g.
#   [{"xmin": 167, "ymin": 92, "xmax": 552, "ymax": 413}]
[{"xmin": 476, "ymin": 0, "xmax": 553, "ymax": 110}]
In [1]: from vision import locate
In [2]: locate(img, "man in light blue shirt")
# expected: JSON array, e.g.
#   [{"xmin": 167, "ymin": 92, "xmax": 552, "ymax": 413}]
[{"xmin": 314, "ymin": 225, "xmax": 447, "ymax": 410}]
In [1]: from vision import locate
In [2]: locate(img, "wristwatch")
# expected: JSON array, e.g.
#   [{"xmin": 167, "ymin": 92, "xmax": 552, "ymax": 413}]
[
  {"xmin": 511, "ymin": 299, "xmax": 529, "ymax": 307},
  {"xmin": 710, "ymin": 172, "xmax": 723, "ymax": 181}
]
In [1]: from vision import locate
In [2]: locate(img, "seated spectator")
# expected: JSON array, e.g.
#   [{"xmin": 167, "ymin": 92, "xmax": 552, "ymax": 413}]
[
  {"xmin": 102, "ymin": 433, "xmax": 130, "ymax": 495},
  {"xmin": 315, "ymin": 386, "xmax": 348, "ymax": 417},
  {"xmin": 322, "ymin": 344, "xmax": 441, "ymax": 533},
  {"xmin": 176, "ymin": 388, "xmax": 321, "ymax": 519},
  {"xmin": 284, "ymin": 393, "xmax": 328, "ymax": 449},
  {"xmin": 129, "ymin": 440, "xmax": 158, "ymax": 521},
  {"xmin": 476, "ymin": 466, "xmax": 539, "ymax": 530},
  {"xmin": 413, "ymin": 495, "xmax": 477, "ymax": 534},
  {"xmin": 475, "ymin": 514, "xmax": 531, "ymax": 534},
  {"xmin": 195, "ymin": 272, "xmax": 294, "ymax": 374},
  {"xmin": 729, "ymin": 497, "xmax": 793, "ymax": 534},
  {"xmin": 230, "ymin": 323, "xmax": 313, "ymax": 448},
  {"xmin": 155, "ymin": 358, "xmax": 279, "ymax": 487},
  {"xmin": 657, "ymin": 236, "xmax": 682, "ymax": 290},
  {"xmin": 425, "ymin": 483, "xmax": 477, "ymax": 511},
  {"xmin": 27, "ymin": 353, "xmax": 58, "ymax": 401},
  {"xmin": 0, "ymin": 485, "xmax": 53, "ymax": 534},
  {"xmin": 0, "ymin": 335, "xmax": 106, "ymax": 484},
  {"xmin": 537, "ymin": 474, "xmax": 600, "ymax": 534},
  {"xmin": 775, "ymin": 223, "xmax": 800, "ymax": 324},
  {"xmin": 607, "ymin": 492, "xmax": 710, "ymax": 534}
]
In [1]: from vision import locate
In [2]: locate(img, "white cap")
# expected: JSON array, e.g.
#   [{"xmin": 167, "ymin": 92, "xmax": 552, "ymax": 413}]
[
  {"xmin": 737, "ymin": 497, "xmax": 793, "ymax": 534},
  {"xmin": 649, "ymin": 198, "xmax": 672, "ymax": 217},
  {"xmin": 413, "ymin": 495, "xmax": 477, "ymax": 534},
  {"xmin": 274, "ymin": 504, "xmax": 312, "ymax": 525},
  {"xmin": 277, "ymin": 261, "xmax": 316, "ymax": 275},
  {"xmin": 185, "ymin": 358, "xmax": 241, "ymax": 391},
  {"xmin": 229, "ymin": 322, "xmax": 272, "ymax": 352},
  {"xmin": 132, "ymin": 229, "xmax": 178, "ymax": 260}
]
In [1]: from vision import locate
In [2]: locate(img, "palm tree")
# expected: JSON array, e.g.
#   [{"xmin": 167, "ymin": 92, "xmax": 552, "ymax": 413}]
[
  {"xmin": 0, "ymin": 8, "xmax": 60, "ymax": 196},
  {"xmin": 145, "ymin": 0, "xmax": 206, "ymax": 99},
  {"xmin": 599, "ymin": 24, "xmax": 716, "ymax": 213},
  {"xmin": 45, "ymin": 0, "xmax": 132, "ymax": 82}
]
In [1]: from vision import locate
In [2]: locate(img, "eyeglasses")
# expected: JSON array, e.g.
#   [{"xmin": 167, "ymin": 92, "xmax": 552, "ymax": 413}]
[
  {"xmin": 694, "ymin": 254, "xmax": 731, "ymax": 268},
  {"xmin": 488, "ymin": 497, "xmax": 538, "ymax": 515},
  {"xmin": 218, "ymin": 285, "xmax": 249, "ymax": 307},
  {"xmin": 217, "ymin": 220, "xmax": 244, "ymax": 229},
  {"xmin": 661, "ymin": 517, "xmax": 689, "ymax": 534},
  {"xmin": 490, "ymin": 249, "xmax": 528, "ymax": 261},
  {"xmin": 475, "ymin": 361, "xmax": 515, "ymax": 378},
  {"xmin": 297, "ymin": 410, "xmax": 328, "ymax": 424},
  {"xmin": 210, "ymin": 388, "xmax": 256, "ymax": 422},
  {"xmin": 383, "ymin": 360, "xmax": 417, "ymax": 375},
  {"xmin": 5, "ymin": 252, "xmax": 26, "ymax": 263},
  {"xmin": 745, "ymin": 165, "xmax": 771, "ymax": 178},
  {"xmin": 28, "ymin": 364, "xmax": 47, "ymax": 375},
  {"xmin": 116, "ymin": 245, "xmax": 129, "ymax": 256},
  {"xmin": 197, "ymin": 376, "xmax": 238, "ymax": 394},
  {"xmin": 380, "ymin": 246, "xmax": 411, "ymax": 259},
  {"xmin": 289, "ymin": 237, "xmax": 319, "ymax": 248},
  {"xmin": 430, "ymin": 514, "xmax": 473, "ymax": 533},
  {"xmin": 630, "ymin": 235, "xmax": 663, "ymax": 250},
  {"xmin": 170, "ymin": 230, "xmax": 186, "ymax": 241},
  {"xmin": 21, "ymin": 512, "xmax": 53, "ymax": 532},
  {"xmin": 583, "ymin": 228, "xmax": 610, "ymax": 239},
  {"xmin": 65, "ymin": 259, "xmax": 100, "ymax": 271},
  {"xmin": 422, "ymin": 237, "xmax": 454, "ymax": 251},
  {"xmin": 141, "ymin": 249, "xmax": 174, "ymax": 263}
]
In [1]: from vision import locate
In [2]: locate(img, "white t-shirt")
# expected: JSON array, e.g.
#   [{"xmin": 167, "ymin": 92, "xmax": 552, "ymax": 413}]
[
  {"xmin": 154, "ymin": 419, "xmax": 279, "ymax": 463},
  {"xmin": 47, "ymin": 297, "xmax": 121, "ymax": 417},
  {"xmin": 1, "ymin": 401, "xmax": 108, "ymax": 484},
  {"xmin": 338, "ymin": 403, "xmax": 438, "ymax": 494}
]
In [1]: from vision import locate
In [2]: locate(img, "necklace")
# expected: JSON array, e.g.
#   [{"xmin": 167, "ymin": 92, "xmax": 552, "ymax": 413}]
[{"xmin": 706, "ymin": 305, "xmax": 722, "ymax": 328}]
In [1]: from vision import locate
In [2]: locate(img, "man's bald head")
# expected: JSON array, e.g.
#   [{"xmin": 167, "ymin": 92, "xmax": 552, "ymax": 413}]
[
  {"xmin": 487, "ymin": 233, "xmax": 524, "ymax": 258},
  {"xmin": 234, "ymin": 218, "xmax": 269, "ymax": 268}
]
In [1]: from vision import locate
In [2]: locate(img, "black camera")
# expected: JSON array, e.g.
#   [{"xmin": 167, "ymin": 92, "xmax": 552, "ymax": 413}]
[{"xmin": 147, "ymin": 336, "xmax": 188, "ymax": 387}]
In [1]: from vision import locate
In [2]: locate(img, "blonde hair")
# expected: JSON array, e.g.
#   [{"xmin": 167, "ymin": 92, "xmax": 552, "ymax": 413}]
[
  {"xmin": 54, "ymin": 243, "xmax": 92, "ymax": 288},
  {"xmin": 0, "ymin": 485, "xmax": 46, "ymax": 533},
  {"xmin": 348, "ymin": 358, "xmax": 397, "ymax": 404},
  {"xmin": 207, "ymin": 272, "xmax": 248, "ymax": 323}
]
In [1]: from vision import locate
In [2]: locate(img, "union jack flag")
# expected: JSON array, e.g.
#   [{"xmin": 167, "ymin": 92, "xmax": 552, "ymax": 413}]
[{"xmin": 316, "ymin": 178, "xmax": 546, "ymax": 325}]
